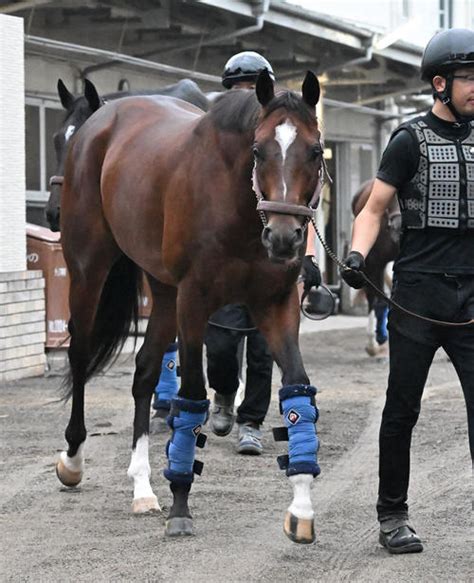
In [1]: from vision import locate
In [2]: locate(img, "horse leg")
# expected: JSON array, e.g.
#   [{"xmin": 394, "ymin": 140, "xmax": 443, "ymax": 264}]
[
  {"xmin": 366, "ymin": 306, "xmax": 378, "ymax": 356},
  {"xmin": 250, "ymin": 287, "xmax": 319, "ymax": 544},
  {"xmin": 164, "ymin": 282, "xmax": 210, "ymax": 537},
  {"xmin": 363, "ymin": 260, "xmax": 378, "ymax": 356},
  {"xmin": 365, "ymin": 264, "xmax": 387, "ymax": 356},
  {"xmin": 127, "ymin": 278, "xmax": 177, "ymax": 514},
  {"xmin": 56, "ymin": 253, "xmax": 118, "ymax": 487}
]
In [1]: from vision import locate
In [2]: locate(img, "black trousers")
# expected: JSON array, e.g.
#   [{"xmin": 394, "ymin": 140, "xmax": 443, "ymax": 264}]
[
  {"xmin": 377, "ymin": 272, "xmax": 474, "ymax": 523},
  {"xmin": 205, "ymin": 305, "xmax": 273, "ymax": 425}
]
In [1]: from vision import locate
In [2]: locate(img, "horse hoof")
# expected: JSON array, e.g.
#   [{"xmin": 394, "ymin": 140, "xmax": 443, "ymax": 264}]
[
  {"xmin": 283, "ymin": 511, "xmax": 315, "ymax": 544},
  {"xmin": 165, "ymin": 516, "xmax": 194, "ymax": 537},
  {"xmin": 55, "ymin": 459, "xmax": 83, "ymax": 487},
  {"xmin": 365, "ymin": 343, "xmax": 388, "ymax": 358},
  {"xmin": 131, "ymin": 496, "xmax": 161, "ymax": 514}
]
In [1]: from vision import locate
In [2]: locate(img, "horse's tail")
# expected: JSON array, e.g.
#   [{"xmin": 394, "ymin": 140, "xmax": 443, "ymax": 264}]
[{"xmin": 63, "ymin": 255, "xmax": 142, "ymax": 399}]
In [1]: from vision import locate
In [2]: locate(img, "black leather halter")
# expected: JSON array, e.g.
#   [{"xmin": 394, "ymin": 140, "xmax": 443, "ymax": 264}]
[{"xmin": 252, "ymin": 143, "xmax": 332, "ymax": 228}]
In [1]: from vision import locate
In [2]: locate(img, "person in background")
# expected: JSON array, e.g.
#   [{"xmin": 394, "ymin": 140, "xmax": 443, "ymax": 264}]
[{"xmin": 206, "ymin": 51, "xmax": 322, "ymax": 455}]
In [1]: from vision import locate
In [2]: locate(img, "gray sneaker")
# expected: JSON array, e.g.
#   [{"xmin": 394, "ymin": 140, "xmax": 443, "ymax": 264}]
[
  {"xmin": 150, "ymin": 409, "xmax": 169, "ymax": 434},
  {"xmin": 209, "ymin": 392, "xmax": 236, "ymax": 436},
  {"xmin": 237, "ymin": 422, "xmax": 263, "ymax": 455}
]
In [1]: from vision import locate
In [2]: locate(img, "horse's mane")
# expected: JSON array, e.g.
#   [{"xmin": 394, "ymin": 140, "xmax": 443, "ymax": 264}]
[{"xmin": 208, "ymin": 88, "xmax": 316, "ymax": 133}]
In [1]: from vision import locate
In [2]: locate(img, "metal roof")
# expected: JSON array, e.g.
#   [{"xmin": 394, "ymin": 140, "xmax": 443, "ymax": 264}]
[{"xmin": 2, "ymin": 0, "xmax": 427, "ymax": 105}]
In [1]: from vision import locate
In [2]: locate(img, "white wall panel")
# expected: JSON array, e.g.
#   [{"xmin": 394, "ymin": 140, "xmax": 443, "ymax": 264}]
[{"xmin": 0, "ymin": 15, "xmax": 25, "ymax": 272}]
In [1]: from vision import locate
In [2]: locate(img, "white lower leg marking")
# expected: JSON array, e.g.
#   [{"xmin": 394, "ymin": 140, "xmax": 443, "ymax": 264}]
[
  {"xmin": 367, "ymin": 310, "xmax": 377, "ymax": 351},
  {"xmin": 60, "ymin": 443, "xmax": 85, "ymax": 472},
  {"xmin": 274, "ymin": 120, "xmax": 297, "ymax": 200},
  {"xmin": 127, "ymin": 435, "xmax": 155, "ymax": 500},
  {"xmin": 288, "ymin": 474, "xmax": 314, "ymax": 520}
]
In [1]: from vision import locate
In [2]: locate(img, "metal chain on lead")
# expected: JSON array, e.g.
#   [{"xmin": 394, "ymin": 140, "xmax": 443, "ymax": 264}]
[{"xmin": 311, "ymin": 215, "xmax": 348, "ymax": 271}]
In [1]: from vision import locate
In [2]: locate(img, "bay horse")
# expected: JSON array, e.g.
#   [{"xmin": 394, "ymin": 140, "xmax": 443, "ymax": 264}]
[
  {"xmin": 46, "ymin": 77, "xmax": 209, "ymax": 231},
  {"xmin": 352, "ymin": 179, "xmax": 401, "ymax": 355},
  {"xmin": 56, "ymin": 70, "xmax": 325, "ymax": 542}
]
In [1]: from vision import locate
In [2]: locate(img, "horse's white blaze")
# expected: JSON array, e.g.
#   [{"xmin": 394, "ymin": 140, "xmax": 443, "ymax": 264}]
[
  {"xmin": 288, "ymin": 474, "xmax": 314, "ymax": 520},
  {"xmin": 60, "ymin": 442, "xmax": 85, "ymax": 472},
  {"xmin": 275, "ymin": 120, "xmax": 297, "ymax": 200},
  {"xmin": 127, "ymin": 434, "xmax": 155, "ymax": 500},
  {"xmin": 65, "ymin": 124, "xmax": 75, "ymax": 142}
]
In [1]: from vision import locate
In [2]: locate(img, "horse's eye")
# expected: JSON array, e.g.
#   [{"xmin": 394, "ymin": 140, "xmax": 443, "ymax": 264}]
[
  {"xmin": 253, "ymin": 145, "xmax": 263, "ymax": 160},
  {"xmin": 309, "ymin": 145, "xmax": 322, "ymax": 160}
]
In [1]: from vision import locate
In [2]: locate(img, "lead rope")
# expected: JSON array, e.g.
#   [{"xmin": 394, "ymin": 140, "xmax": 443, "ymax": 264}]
[{"xmin": 309, "ymin": 215, "xmax": 474, "ymax": 328}]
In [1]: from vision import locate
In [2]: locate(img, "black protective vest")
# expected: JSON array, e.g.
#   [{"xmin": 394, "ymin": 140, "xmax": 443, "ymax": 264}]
[{"xmin": 395, "ymin": 115, "xmax": 474, "ymax": 229}]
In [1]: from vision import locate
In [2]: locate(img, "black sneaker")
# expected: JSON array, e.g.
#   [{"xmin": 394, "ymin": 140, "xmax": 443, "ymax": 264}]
[
  {"xmin": 379, "ymin": 525, "xmax": 423, "ymax": 554},
  {"xmin": 150, "ymin": 409, "xmax": 169, "ymax": 434}
]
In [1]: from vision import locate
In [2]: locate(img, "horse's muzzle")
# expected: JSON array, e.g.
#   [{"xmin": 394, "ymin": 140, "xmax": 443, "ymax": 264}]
[
  {"xmin": 261, "ymin": 225, "xmax": 304, "ymax": 263},
  {"xmin": 45, "ymin": 207, "xmax": 61, "ymax": 232}
]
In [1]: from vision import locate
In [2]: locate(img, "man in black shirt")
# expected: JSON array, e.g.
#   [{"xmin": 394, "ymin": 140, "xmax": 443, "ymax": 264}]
[{"xmin": 342, "ymin": 29, "xmax": 474, "ymax": 554}]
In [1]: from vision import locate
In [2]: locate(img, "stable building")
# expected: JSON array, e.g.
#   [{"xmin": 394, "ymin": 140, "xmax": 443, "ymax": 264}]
[{"xmin": 1, "ymin": 0, "xmax": 428, "ymax": 379}]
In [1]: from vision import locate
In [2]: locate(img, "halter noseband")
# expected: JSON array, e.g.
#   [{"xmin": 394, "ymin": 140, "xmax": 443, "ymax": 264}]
[
  {"xmin": 49, "ymin": 175, "xmax": 64, "ymax": 187},
  {"xmin": 252, "ymin": 142, "xmax": 331, "ymax": 228}
]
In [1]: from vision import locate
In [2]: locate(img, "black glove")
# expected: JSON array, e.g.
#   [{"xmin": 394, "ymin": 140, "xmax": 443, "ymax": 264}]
[
  {"xmin": 301, "ymin": 255, "xmax": 322, "ymax": 292},
  {"xmin": 340, "ymin": 251, "xmax": 366, "ymax": 289}
]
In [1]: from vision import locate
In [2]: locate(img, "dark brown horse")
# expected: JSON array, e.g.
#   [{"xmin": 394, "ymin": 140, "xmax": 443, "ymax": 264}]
[
  {"xmin": 56, "ymin": 71, "xmax": 324, "ymax": 542},
  {"xmin": 352, "ymin": 179, "xmax": 401, "ymax": 355},
  {"xmin": 46, "ymin": 78, "xmax": 209, "ymax": 231}
]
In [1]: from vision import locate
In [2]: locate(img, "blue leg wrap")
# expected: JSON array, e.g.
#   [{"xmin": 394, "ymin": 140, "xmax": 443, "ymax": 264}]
[
  {"xmin": 153, "ymin": 342, "xmax": 179, "ymax": 411},
  {"xmin": 163, "ymin": 397, "xmax": 210, "ymax": 484},
  {"xmin": 375, "ymin": 305, "xmax": 389, "ymax": 345},
  {"xmin": 279, "ymin": 385, "xmax": 320, "ymax": 477}
]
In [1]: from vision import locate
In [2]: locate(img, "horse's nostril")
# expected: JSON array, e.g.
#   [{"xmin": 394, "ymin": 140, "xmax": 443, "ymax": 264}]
[
  {"xmin": 292, "ymin": 227, "xmax": 304, "ymax": 248},
  {"xmin": 261, "ymin": 226, "xmax": 272, "ymax": 245}
]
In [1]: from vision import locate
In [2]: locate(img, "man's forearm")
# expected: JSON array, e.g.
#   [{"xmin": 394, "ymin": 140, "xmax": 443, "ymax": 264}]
[{"xmin": 351, "ymin": 208, "xmax": 383, "ymax": 258}]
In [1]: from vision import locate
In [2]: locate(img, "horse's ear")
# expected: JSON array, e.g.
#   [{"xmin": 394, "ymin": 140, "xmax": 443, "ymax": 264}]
[
  {"xmin": 256, "ymin": 69, "xmax": 275, "ymax": 107},
  {"xmin": 302, "ymin": 71, "xmax": 320, "ymax": 109},
  {"xmin": 57, "ymin": 79, "xmax": 75, "ymax": 111},
  {"xmin": 84, "ymin": 78, "xmax": 101, "ymax": 112}
]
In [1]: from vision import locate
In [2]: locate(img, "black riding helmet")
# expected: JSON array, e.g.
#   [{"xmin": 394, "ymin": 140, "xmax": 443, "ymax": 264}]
[
  {"xmin": 421, "ymin": 28, "xmax": 474, "ymax": 122},
  {"xmin": 222, "ymin": 51, "xmax": 275, "ymax": 89}
]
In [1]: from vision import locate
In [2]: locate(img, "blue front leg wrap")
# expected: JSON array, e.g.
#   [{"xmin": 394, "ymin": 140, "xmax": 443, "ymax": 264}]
[
  {"xmin": 163, "ymin": 397, "xmax": 210, "ymax": 484},
  {"xmin": 280, "ymin": 384, "xmax": 320, "ymax": 477},
  {"xmin": 375, "ymin": 304, "xmax": 389, "ymax": 345},
  {"xmin": 153, "ymin": 342, "xmax": 179, "ymax": 411}
]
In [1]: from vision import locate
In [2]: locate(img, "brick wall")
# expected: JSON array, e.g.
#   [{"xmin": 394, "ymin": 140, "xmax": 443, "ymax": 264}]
[
  {"xmin": 0, "ymin": 271, "xmax": 46, "ymax": 382},
  {"xmin": 0, "ymin": 16, "xmax": 46, "ymax": 381}
]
